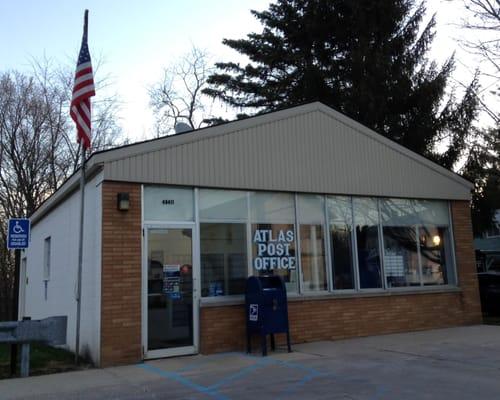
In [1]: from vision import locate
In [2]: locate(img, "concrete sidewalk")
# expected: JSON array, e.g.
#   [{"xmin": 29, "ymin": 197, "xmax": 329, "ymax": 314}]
[{"xmin": 1, "ymin": 325, "xmax": 500, "ymax": 399}]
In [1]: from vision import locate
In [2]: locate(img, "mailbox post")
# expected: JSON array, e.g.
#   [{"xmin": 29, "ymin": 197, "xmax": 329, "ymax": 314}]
[{"xmin": 245, "ymin": 275, "xmax": 292, "ymax": 356}]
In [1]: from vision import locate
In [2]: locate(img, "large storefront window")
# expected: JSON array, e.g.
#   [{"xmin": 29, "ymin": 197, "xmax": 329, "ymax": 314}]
[
  {"xmin": 297, "ymin": 195, "xmax": 327, "ymax": 291},
  {"xmin": 380, "ymin": 199, "xmax": 455, "ymax": 287},
  {"xmin": 327, "ymin": 196, "xmax": 355, "ymax": 290},
  {"xmin": 419, "ymin": 226, "xmax": 448, "ymax": 285},
  {"xmin": 353, "ymin": 197, "xmax": 383, "ymax": 289},
  {"xmin": 417, "ymin": 200, "xmax": 455, "ymax": 285},
  {"xmin": 144, "ymin": 185, "xmax": 458, "ymax": 298},
  {"xmin": 199, "ymin": 189, "xmax": 248, "ymax": 297},
  {"xmin": 380, "ymin": 199, "xmax": 420, "ymax": 287},
  {"xmin": 200, "ymin": 223, "xmax": 247, "ymax": 297},
  {"xmin": 250, "ymin": 192, "xmax": 298, "ymax": 292}
]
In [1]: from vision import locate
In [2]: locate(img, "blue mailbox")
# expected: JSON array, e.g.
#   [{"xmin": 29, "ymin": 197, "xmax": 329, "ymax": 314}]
[{"xmin": 245, "ymin": 275, "xmax": 291, "ymax": 356}]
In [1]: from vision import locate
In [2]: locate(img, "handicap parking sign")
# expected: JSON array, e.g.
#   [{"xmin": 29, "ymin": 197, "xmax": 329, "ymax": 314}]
[{"xmin": 7, "ymin": 218, "xmax": 30, "ymax": 249}]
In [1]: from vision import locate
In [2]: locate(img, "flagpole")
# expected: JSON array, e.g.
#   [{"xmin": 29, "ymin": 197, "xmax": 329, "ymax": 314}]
[
  {"xmin": 75, "ymin": 144, "xmax": 86, "ymax": 364},
  {"xmin": 71, "ymin": 8, "xmax": 94, "ymax": 364},
  {"xmin": 74, "ymin": 9, "xmax": 89, "ymax": 364}
]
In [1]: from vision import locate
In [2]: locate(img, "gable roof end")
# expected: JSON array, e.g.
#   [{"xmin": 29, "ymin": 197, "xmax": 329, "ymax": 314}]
[{"xmin": 89, "ymin": 102, "xmax": 472, "ymax": 200}]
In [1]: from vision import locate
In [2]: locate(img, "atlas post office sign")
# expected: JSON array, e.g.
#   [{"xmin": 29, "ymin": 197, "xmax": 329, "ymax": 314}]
[
  {"xmin": 253, "ymin": 229, "xmax": 296, "ymax": 271},
  {"xmin": 7, "ymin": 218, "xmax": 30, "ymax": 249}
]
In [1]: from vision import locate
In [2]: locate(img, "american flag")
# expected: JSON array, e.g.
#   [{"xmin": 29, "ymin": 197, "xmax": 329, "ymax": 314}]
[{"xmin": 70, "ymin": 11, "xmax": 95, "ymax": 150}]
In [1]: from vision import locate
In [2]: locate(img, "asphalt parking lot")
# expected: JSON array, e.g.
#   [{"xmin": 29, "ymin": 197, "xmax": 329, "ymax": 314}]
[{"xmin": 1, "ymin": 325, "xmax": 500, "ymax": 399}]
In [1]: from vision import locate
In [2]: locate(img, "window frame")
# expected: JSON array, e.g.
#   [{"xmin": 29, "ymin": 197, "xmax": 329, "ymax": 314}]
[
  {"xmin": 143, "ymin": 185, "xmax": 459, "ymax": 303},
  {"xmin": 199, "ymin": 221, "xmax": 249, "ymax": 299},
  {"xmin": 296, "ymin": 193, "xmax": 329, "ymax": 293},
  {"xmin": 327, "ymin": 196, "xmax": 358, "ymax": 293},
  {"xmin": 43, "ymin": 236, "xmax": 51, "ymax": 282},
  {"xmin": 352, "ymin": 197, "xmax": 385, "ymax": 291},
  {"xmin": 377, "ymin": 199, "xmax": 457, "ymax": 291}
]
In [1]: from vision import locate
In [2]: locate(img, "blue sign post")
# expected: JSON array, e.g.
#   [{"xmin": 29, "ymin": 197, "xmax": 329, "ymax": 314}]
[
  {"xmin": 7, "ymin": 218, "xmax": 30, "ymax": 376},
  {"xmin": 7, "ymin": 218, "xmax": 30, "ymax": 250}
]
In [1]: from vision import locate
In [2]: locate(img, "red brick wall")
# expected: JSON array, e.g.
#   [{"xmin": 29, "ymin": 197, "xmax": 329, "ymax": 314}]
[
  {"xmin": 451, "ymin": 201, "xmax": 482, "ymax": 323},
  {"xmin": 200, "ymin": 200, "xmax": 482, "ymax": 354},
  {"xmin": 99, "ymin": 189, "xmax": 482, "ymax": 363},
  {"xmin": 101, "ymin": 182, "xmax": 142, "ymax": 367}
]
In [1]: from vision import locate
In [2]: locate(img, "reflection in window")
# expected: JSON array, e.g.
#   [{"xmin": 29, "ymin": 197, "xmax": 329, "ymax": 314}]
[
  {"xmin": 331, "ymin": 225, "xmax": 355, "ymax": 289},
  {"xmin": 300, "ymin": 225, "xmax": 327, "ymax": 291},
  {"xmin": 354, "ymin": 198, "xmax": 382, "ymax": 289},
  {"xmin": 327, "ymin": 196, "xmax": 355, "ymax": 290},
  {"xmin": 249, "ymin": 192, "xmax": 295, "ymax": 222},
  {"xmin": 379, "ymin": 199, "xmax": 420, "ymax": 287},
  {"xmin": 419, "ymin": 226, "xmax": 450, "ymax": 285},
  {"xmin": 200, "ymin": 223, "xmax": 247, "ymax": 297},
  {"xmin": 383, "ymin": 226, "xmax": 419, "ymax": 287},
  {"xmin": 199, "ymin": 189, "xmax": 247, "ymax": 221},
  {"xmin": 297, "ymin": 194, "xmax": 327, "ymax": 291}
]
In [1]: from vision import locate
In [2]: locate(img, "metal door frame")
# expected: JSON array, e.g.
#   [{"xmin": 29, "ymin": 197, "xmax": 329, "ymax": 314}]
[{"xmin": 142, "ymin": 222, "xmax": 199, "ymax": 359}]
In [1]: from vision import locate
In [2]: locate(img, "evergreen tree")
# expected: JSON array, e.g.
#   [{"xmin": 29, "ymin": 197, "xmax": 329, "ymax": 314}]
[
  {"xmin": 463, "ymin": 127, "xmax": 500, "ymax": 235},
  {"xmin": 204, "ymin": 0, "xmax": 478, "ymax": 166}
]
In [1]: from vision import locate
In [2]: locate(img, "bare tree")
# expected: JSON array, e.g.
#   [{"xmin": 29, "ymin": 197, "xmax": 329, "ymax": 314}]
[
  {"xmin": 459, "ymin": 0, "xmax": 500, "ymax": 123},
  {"xmin": 0, "ymin": 72, "xmax": 55, "ymax": 216},
  {"xmin": 0, "ymin": 71, "xmax": 56, "ymax": 320},
  {"xmin": 0, "ymin": 59, "xmax": 124, "ymax": 320},
  {"xmin": 32, "ymin": 57, "xmax": 125, "ymax": 174},
  {"xmin": 149, "ymin": 47, "xmax": 215, "ymax": 136},
  {"xmin": 0, "ymin": 221, "xmax": 14, "ymax": 320}
]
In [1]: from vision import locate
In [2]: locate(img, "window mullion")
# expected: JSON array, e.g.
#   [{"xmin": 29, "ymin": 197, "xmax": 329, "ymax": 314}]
[
  {"xmin": 294, "ymin": 193, "xmax": 303, "ymax": 294},
  {"xmin": 377, "ymin": 198, "xmax": 387, "ymax": 290},
  {"xmin": 324, "ymin": 195, "xmax": 333, "ymax": 292},
  {"xmin": 416, "ymin": 224, "xmax": 423, "ymax": 286},
  {"xmin": 246, "ymin": 192, "xmax": 252, "ymax": 278},
  {"xmin": 351, "ymin": 197, "xmax": 360, "ymax": 291}
]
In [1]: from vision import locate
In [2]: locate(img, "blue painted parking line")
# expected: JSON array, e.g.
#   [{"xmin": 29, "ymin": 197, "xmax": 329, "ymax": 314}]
[
  {"xmin": 176, "ymin": 352, "xmax": 242, "ymax": 373},
  {"xmin": 262, "ymin": 357, "xmax": 389, "ymax": 400},
  {"xmin": 276, "ymin": 370, "xmax": 325, "ymax": 399},
  {"xmin": 267, "ymin": 357, "xmax": 323, "ymax": 375},
  {"xmin": 207, "ymin": 358, "xmax": 273, "ymax": 390},
  {"xmin": 139, "ymin": 353, "xmax": 389, "ymax": 400},
  {"xmin": 139, "ymin": 363, "xmax": 229, "ymax": 400}
]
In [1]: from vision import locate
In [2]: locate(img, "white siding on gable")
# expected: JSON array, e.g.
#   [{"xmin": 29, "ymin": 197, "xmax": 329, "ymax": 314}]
[
  {"xmin": 24, "ymin": 172, "xmax": 102, "ymax": 364},
  {"xmin": 102, "ymin": 107, "xmax": 471, "ymax": 200}
]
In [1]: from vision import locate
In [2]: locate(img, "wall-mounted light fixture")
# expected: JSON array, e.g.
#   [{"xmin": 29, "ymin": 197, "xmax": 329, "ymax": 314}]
[{"xmin": 117, "ymin": 192, "xmax": 130, "ymax": 211}]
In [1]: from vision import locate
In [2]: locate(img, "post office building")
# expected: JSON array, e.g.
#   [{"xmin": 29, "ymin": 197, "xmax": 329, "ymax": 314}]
[{"xmin": 21, "ymin": 102, "xmax": 482, "ymax": 366}]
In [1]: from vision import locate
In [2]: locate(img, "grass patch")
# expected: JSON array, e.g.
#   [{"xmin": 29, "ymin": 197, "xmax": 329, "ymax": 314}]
[{"xmin": 0, "ymin": 343, "xmax": 90, "ymax": 379}]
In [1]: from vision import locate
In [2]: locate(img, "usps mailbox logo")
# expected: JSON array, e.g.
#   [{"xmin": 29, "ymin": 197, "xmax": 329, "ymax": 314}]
[{"xmin": 249, "ymin": 304, "xmax": 258, "ymax": 321}]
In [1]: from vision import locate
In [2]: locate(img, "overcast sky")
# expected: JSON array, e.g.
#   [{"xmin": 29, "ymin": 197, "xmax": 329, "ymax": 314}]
[{"xmin": 0, "ymin": 0, "xmax": 489, "ymax": 142}]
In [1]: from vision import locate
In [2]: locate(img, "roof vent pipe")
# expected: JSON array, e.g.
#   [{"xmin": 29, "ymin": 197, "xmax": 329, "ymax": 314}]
[{"xmin": 174, "ymin": 122, "xmax": 192, "ymax": 134}]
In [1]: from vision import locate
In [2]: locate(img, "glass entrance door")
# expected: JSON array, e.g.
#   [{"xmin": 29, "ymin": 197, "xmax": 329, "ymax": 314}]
[{"xmin": 146, "ymin": 227, "xmax": 196, "ymax": 357}]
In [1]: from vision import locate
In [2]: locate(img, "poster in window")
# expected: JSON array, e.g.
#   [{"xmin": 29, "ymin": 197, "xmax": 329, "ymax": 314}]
[{"xmin": 163, "ymin": 265, "xmax": 181, "ymax": 299}]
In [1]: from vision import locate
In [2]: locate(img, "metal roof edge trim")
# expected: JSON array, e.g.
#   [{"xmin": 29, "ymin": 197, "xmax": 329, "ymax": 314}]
[{"xmin": 30, "ymin": 164, "xmax": 103, "ymax": 226}]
